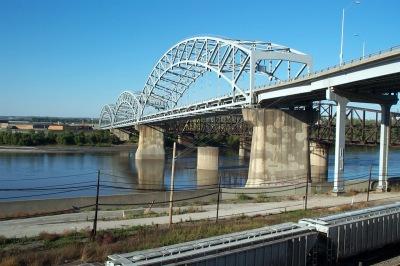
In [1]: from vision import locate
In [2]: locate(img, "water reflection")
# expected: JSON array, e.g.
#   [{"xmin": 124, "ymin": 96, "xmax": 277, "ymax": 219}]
[
  {"xmin": 196, "ymin": 169, "xmax": 218, "ymax": 187},
  {"xmin": 0, "ymin": 146, "xmax": 399, "ymax": 200},
  {"xmin": 135, "ymin": 159, "xmax": 165, "ymax": 190}
]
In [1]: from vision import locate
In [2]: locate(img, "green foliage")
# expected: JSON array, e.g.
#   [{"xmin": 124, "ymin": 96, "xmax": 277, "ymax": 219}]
[
  {"xmin": 226, "ymin": 135, "xmax": 239, "ymax": 149},
  {"xmin": 236, "ymin": 194, "xmax": 253, "ymax": 201},
  {"xmin": 0, "ymin": 130, "xmax": 121, "ymax": 146}
]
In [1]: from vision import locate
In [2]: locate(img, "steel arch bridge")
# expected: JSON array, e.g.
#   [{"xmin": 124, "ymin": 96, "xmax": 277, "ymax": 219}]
[{"xmin": 99, "ymin": 36, "xmax": 312, "ymax": 129}]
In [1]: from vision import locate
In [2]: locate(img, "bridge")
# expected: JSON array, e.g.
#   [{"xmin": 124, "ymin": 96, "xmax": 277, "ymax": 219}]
[
  {"xmin": 158, "ymin": 103, "xmax": 400, "ymax": 146},
  {"xmin": 99, "ymin": 36, "xmax": 400, "ymax": 195}
]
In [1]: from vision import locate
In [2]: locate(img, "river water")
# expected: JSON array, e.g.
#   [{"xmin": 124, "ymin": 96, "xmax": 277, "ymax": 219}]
[{"xmin": 0, "ymin": 146, "xmax": 399, "ymax": 201}]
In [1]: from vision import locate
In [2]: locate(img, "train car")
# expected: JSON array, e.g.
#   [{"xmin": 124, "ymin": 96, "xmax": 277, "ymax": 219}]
[{"xmin": 106, "ymin": 222, "xmax": 317, "ymax": 266}]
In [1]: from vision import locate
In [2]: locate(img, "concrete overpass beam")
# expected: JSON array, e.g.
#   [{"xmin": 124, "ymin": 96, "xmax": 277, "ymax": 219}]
[
  {"xmin": 242, "ymin": 108, "xmax": 309, "ymax": 187},
  {"xmin": 378, "ymin": 104, "xmax": 391, "ymax": 192},
  {"xmin": 135, "ymin": 125, "xmax": 165, "ymax": 160},
  {"xmin": 197, "ymin": 146, "xmax": 219, "ymax": 186},
  {"xmin": 326, "ymin": 88, "xmax": 349, "ymax": 195}
]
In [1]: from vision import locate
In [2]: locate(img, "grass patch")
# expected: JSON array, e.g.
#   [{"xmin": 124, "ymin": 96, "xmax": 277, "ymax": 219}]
[
  {"xmin": 236, "ymin": 194, "xmax": 253, "ymax": 201},
  {"xmin": 0, "ymin": 201, "xmax": 378, "ymax": 265},
  {"xmin": 103, "ymin": 207, "xmax": 205, "ymax": 221}
]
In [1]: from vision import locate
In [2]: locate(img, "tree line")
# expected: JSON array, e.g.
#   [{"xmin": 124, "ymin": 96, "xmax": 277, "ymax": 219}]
[{"xmin": 0, "ymin": 130, "xmax": 120, "ymax": 146}]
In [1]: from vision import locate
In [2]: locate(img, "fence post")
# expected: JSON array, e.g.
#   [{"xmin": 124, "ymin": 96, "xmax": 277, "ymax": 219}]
[
  {"xmin": 169, "ymin": 142, "xmax": 176, "ymax": 228},
  {"xmin": 305, "ymin": 177, "xmax": 309, "ymax": 211},
  {"xmin": 91, "ymin": 169, "xmax": 100, "ymax": 240},
  {"xmin": 216, "ymin": 175, "xmax": 221, "ymax": 223},
  {"xmin": 367, "ymin": 165, "xmax": 372, "ymax": 202}
]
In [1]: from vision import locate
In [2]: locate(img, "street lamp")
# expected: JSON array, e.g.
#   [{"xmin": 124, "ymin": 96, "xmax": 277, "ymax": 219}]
[
  {"xmin": 353, "ymin": 33, "xmax": 366, "ymax": 58},
  {"xmin": 339, "ymin": 1, "xmax": 361, "ymax": 65}
]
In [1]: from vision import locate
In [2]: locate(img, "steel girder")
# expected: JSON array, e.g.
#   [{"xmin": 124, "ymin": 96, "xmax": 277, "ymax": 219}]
[{"xmin": 99, "ymin": 36, "xmax": 312, "ymax": 129}]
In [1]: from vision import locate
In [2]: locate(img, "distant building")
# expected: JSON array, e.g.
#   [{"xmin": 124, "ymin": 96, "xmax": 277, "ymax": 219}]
[
  {"xmin": 0, "ymin": 120, "xmax": 8, "ymax": 129},
  {"xmin": 48, "ymin": 125, "xmax": 64, "ymax": 131},
  {"xmin": 14, "ymin": 124, "xmax": 34, "ymax": 130}
]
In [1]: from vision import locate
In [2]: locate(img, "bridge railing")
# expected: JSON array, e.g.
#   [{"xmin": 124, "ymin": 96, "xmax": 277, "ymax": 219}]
[{"xmin": 254, "ymin": 44, "xmax": 400, "ymax": 91}]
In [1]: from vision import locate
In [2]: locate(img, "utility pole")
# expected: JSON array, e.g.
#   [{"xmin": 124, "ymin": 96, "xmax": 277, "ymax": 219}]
[
  {"xmin": 340, "ymin": 8, "xmax": 345, "ymax": 65},
  {"xmin": 339, "ymin": 1, "xmax": 361, "ymax": 65},
  {"xmin": 91, "ymin": 170, "xmax": 100, "ymax": 240},
  {"xmin": 169, "ymin": 142, "xmax": 176, "ymax": 228},
  {"xmin": 305, "ymin": 110, "xmax": 312, "ymax": 211},
  {"xmin": 216, "ymin": 175, "xmax": 222, "ymax": 223}
]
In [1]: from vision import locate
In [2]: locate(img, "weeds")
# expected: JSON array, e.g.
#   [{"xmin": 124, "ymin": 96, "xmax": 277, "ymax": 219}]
[
  {"xmin": 0, "ymin": 201, "xmax": 379, "ymax": 266},
  {"xmin": 236, "ymin": 194, "xmax": 253, "ymax": 201}
]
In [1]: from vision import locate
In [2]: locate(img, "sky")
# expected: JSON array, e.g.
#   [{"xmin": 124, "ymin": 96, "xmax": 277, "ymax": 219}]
[{"xmin": 1, "ymin": 0, "xmax": 400, "ymax": 118}]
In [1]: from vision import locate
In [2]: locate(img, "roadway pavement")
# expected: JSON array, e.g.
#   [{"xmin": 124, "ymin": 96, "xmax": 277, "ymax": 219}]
[{"xmin": 1, "ymin": 192, "xmax": 399, "ymax": 238}]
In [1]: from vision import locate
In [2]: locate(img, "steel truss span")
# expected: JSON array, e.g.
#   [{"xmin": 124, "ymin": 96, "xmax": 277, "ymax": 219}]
[{"xmin": 99, "ymin": 36, "xmax": 312, "ymax": 129}]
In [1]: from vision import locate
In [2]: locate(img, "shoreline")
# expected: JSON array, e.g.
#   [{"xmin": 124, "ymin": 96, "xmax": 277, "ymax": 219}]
[{"xmin": 0, "ymin": 144, "xmax": 136, "ymax": 154}]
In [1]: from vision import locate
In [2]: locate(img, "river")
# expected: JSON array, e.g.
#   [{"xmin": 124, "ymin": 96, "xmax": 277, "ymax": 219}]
[{"xmin": 0, "ymin": 145, "xmax": 399, "ymax": 201}]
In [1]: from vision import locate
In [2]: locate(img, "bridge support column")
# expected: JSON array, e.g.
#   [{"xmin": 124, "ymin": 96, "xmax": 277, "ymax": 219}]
[
  {"xmin": 378, "ymin": 104, "xmax": 391, "ymax": 192},
  {"xmin": 239, "ymin": 137, "xmax": 250, "ymax": 158},
  {"xmin": 242, "ymin": 108, "xmax": 309, "ymax": 187},
  {"xmin": 135, "ymin": 125, "xmax": 165, "ymax": 160},
  {"xmin": 310, "ymin": 142, "xmax": 329, "ymax": 182},
  {"xmin": 326, "ymin": 88, "xmax": 349, "ymax": 195},
  {"xmin": 197, "ymin": 147, "xmax": 219, "ymax": 186},
  {"xmin": 110, "ymin": 128, "xmax": 130, "ymax": 142}
]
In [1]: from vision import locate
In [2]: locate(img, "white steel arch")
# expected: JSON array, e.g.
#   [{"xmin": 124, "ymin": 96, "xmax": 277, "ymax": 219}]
[
  {"xmin": 99, "ymin": 36, "xmax": 313, "ymax": 129},
  {"xmin": 112, "ymin": 91, "xmax": 142, "ymax": 126},
  {"xmin": 99, "ymin": 104, "xmax": 115, "ymax": 128}
]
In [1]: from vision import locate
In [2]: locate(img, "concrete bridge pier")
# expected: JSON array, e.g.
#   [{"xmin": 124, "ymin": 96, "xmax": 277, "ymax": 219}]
[
  {"xmin": 110, "ymin": 128, "xmax": 130, "ymax": 142},
  {"xmin": 378, "ymin": 104, "xmax": 392, "ymax": 192},
  {"xmin": 238, "ymin": 137, "xmax": 250, "ymax": 158},
  {"xmin": 197, "ymin": 146, "xmax": 219, "ymax": 186},
  {"xmin": 310, "ymin": 142, "xmax": 329, "ymax": 182},
  {"xmin": 242, "ymin": 108, "xmax": 310, "ymax": 187},
  {"xmin": 326, "ymin": 88, "xmax": 349, "ymax": 195},
  {"xmin": 135, "ymin": 125, "xmax": 165, "ymax": 160}
]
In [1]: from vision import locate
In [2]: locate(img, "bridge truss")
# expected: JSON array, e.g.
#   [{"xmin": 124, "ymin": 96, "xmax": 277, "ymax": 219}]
[
  {"xmin": 155, "ymin": 103, "xmax": 400, "ymax": 146},
  {"xmin": 99, "ymin": 36, "xmax": 312, "ymax": 129}
]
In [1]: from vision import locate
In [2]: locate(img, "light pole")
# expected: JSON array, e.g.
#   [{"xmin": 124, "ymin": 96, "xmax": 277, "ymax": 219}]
[
  {"xmin": 353, "ymin": 33, "xmax": 366, "ymax": 58},
  {"xmin": 339, "ymin": 1, "xmax": 361, "ymax": 66}
]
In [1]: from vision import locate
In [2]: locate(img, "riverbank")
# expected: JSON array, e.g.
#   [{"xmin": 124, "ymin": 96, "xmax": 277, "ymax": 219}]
[
  {"xmin": 0, "ymin": 193, "xmax": 398, "ymax": 265},
  {"xmin": 0, "ymin": 144, "xmax": 135, "ymax": 154},
  {"xmin": 0, "ymin": 189, "xmax": 218, "ymax": 218},
  {"xmin": 1, "ymin": 190, "xmax": 399, "ymax": 238}
]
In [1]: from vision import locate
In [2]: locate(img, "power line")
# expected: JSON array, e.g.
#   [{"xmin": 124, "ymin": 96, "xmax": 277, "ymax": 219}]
[
  {"xmin": 0, "ymin": 171, "xmax": 97, "ymax": 182},
  {"xmin": 0, "ymin": 187, "xmax": 96, "ymax": 200},
  {"xmin": 0, "ymin": 185, "xmax": 96, "ymax": 192},
  {"xmin": 98, "ymin": 191, "xmax": 218, "ymax": 207}
]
